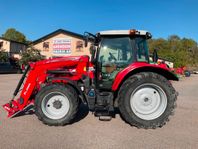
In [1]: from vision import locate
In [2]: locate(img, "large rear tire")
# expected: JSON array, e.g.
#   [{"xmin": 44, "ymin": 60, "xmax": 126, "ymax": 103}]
[
  {"xmin": 118, "ymin": 72, "xmax": 177, "ymax": 129},
  {"xmin": 35, "ymin": 84, "xmax": 79, "ymax": 126}
]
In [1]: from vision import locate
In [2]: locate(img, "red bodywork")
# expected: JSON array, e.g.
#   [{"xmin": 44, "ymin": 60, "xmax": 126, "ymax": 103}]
[{"xmin": 3, "ymin": 55, "xmax": 177, "ymax": 118}]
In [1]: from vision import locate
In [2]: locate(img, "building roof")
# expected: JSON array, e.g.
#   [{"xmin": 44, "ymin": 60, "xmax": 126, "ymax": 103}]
[
  {"xmin": 32, "ymin": 29, "xmax": 84, "ymax": 45},
  {"xmin": 0, "ymin": 37, "xmax": 27, "ymax": 45}
]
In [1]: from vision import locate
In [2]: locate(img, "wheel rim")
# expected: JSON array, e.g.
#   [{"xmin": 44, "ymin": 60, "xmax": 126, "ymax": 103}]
[
  {"xmin": 41, "ymin": 92, "xmax": 70, "ymax": 120},
  {"xmin": 130, "ymin": 83, "xmax": 167, "ymax": 120}
]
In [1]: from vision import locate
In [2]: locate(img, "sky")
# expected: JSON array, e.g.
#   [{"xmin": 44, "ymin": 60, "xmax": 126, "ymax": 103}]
[{"xmin": 0, "ymin": 0, "xmax": 198, "ymax": 42}]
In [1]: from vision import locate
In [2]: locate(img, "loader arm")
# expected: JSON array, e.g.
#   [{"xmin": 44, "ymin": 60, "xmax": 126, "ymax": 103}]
[{"xmin": 3, "ymin": 55, "xmax": 89, "ymax": 117}]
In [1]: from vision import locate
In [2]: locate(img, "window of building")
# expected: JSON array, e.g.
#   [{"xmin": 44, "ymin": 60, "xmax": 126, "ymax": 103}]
[
  {"xmin": 43, "ymin": 42, "xmax": 49, "ymax": 51},
  {"xmin": 0, "ymin": 41, "xmax": 3, "ymax": 49},
  {"xmin": 76, "ymin": 41, "xmax": 83, "ymax": 52}
]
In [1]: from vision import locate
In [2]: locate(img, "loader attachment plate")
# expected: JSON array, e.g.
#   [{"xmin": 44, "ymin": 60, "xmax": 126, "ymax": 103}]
[
  {"xmin": 3, "ymin": 100, "xmax": 20, "ymax": 118},
  {"xmin": 3, "ymin": 99, "xmax": 34, "ymax": 118}
]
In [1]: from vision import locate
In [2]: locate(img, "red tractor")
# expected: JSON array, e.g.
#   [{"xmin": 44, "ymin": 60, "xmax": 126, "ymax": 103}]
[{"xmin": 3, "ymin": 29, "xmax": 178, "ymax": 128}]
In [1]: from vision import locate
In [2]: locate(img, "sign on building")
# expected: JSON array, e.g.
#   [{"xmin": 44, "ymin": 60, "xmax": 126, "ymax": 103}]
[{"xmin": 53, "ymin": 38, "xmax": 71, "ymax": 54}]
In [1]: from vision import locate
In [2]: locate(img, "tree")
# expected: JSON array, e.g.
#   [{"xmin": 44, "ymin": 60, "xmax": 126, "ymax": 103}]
[
  {"xmin": 148, "ymin": 35, "xmax": 198, "ymax": 68},
  {"xmin": 2, "ymin": 28, "xmax": 26, "ymax": 43},
  {"xmin": 20, "ymin": 47, "xmax": 45, "ymax": 65}
]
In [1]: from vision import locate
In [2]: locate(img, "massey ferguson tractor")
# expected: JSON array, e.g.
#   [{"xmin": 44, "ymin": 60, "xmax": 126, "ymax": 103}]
[{"xmin": 3, "ymin": 29, "xmax": 178, "ymax": 128}]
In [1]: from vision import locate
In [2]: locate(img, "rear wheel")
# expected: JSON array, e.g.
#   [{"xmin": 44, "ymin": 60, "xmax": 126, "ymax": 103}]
[
  {"xmin": 118, "ymin": 72, "xmax": 177, "ymax": 129},
  {"xmin": 35, "ymin": 84, "xmax": 79, "ymax": 126}
]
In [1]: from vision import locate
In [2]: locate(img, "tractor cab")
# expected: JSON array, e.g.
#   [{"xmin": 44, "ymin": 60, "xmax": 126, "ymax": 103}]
[{"xmin": 85, "ymin": 29, "xmax": 152, "ymax": 90}]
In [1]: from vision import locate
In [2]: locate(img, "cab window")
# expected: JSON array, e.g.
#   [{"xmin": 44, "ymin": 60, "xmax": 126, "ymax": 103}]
[
  {"xmin": 134, "ymin": 37, "xmax": 149, "ymax": 62},
  {"xmin": 99, "ymin": 37, "xmax": 133, "ymax": 65}
]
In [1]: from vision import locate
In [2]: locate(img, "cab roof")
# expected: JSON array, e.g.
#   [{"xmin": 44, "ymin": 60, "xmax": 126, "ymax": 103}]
[{"xmin": 99, "ymin": 29, "xmax": 149, "ymax": 36}]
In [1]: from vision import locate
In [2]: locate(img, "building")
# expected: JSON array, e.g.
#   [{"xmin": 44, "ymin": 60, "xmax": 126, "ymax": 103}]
[
  {"xmin": 31, "ymin": 29, "xmax": 91, "ymax": 58},
  {"xmin": 0, "ymin": 37, "xmax": 27, "ymax": 59}
]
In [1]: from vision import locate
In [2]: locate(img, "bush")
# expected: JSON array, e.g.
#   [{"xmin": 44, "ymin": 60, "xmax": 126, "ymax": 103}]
[
  {"xmin": 20, "ymin": 47, "xmax": 45, "ymax": 65},
  {"xmin": 0, "ymin": 50, "xmax": 9, "ymax": 62}
]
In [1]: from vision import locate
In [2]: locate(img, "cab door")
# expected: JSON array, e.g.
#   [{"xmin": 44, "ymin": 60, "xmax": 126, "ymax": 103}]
[{"xmin": 96, "ymin": 36, "xmax": 133, "ymax": 90}]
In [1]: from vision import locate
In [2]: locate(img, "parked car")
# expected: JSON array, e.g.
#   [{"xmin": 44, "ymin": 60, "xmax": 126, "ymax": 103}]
[{"xmin": 0, "ymin": 62, "xmax": 22, "ymax": 74}]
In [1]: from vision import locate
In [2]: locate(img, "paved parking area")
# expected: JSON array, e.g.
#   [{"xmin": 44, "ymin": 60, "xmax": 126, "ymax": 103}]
[{"xmin": 0, "ymin": 74, "xmax": 198, "ymax": 149}]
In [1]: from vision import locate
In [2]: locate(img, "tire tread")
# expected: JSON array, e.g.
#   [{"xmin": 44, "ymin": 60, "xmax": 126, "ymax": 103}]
[
  {"xmin": 35, "ymin": 84, "xmax": 79, "ymax": 126},
  {"xmin": 118, "ymin": 72, "xmax": 177, "ymax": 129}
]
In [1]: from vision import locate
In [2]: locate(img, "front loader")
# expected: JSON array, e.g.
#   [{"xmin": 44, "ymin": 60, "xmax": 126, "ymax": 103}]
[{"xmin": 3, "ymin": 29, "xmax": 178, "ymax": 128}]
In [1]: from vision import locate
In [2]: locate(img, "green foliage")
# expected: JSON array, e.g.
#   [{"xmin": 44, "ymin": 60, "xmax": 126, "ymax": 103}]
[
  {"xmin": 2, "ymin": 28, "xmax": 26, "ymax": 43},
  {"xmin": 0, "ymin": 50, "xmax": 8, "ymax": 62},
  {"xmin": 20, "ymin": 47, "xmax": 45, "ymax": 65},
  {"xmin": 148, "ymin": 36, "xmax": 198, "ymax": 68}
]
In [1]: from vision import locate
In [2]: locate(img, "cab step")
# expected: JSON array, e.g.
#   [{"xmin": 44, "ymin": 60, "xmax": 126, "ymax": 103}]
[
  {"xmin": 94, "ymin": 107, "xmax": 114, "ymax": 121},
  {"xmin": 99, "ymin": 115, "xmax": 112, "ymax": 121}
]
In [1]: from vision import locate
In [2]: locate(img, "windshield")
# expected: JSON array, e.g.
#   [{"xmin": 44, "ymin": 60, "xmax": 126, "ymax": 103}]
[
  {"xmin": 99, "ymin": 37, "xmax": 133, "ymax": 66},
  {"xmin": 98, "ymin": 36, "xmax": 149, "ymax": 64}
]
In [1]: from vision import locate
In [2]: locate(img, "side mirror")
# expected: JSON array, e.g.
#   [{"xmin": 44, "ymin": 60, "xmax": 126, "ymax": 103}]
[
  {"xmin": 152, "ymin": 49, "xmax": 158, "ymax": 63},
  {"xmin": 84, "ymin": 35, "xmax": 88, "ymax": 47},
  {"xmin": 90, "ymin": 45, "xmax": 96, "ymax": 63},
  {"xmin": 146, "ymin": 32, "xmax": 152, "ymax": 39}
]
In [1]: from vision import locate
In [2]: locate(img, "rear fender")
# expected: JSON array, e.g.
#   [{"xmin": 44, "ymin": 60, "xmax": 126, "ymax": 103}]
[{"xmin": 112, "ymin": 64, "xmax": 178, "ymax": 91}]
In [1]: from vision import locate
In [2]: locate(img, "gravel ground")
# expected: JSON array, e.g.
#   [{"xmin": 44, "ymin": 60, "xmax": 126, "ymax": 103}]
[{"xmin": 0, "ymin": 74, "xmax": 198, "ymax": 149}]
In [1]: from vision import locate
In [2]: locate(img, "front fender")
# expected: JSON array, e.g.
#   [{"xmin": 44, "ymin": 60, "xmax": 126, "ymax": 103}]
[
  {"xmin": 112, "ymin": 62, "xmax": 178, "ymax": 91},
  {"xmin": 48, "ymin": 77, "xmax": 87, "ymax": 104}
]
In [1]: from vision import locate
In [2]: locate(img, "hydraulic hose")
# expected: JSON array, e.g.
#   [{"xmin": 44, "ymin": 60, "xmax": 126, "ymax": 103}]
[{"xmin": 13, "ymin": 65, "xmax": 30, "ymax": 96}]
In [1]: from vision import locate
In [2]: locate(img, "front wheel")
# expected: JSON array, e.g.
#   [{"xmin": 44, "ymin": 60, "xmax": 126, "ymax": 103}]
[
  {"xmin": 35, "ymin": 84, "xmax": 79, "ymax": 126},
  {"xmin": 118, "ymin": 72, "xmax": 177, "ymax": 129}
]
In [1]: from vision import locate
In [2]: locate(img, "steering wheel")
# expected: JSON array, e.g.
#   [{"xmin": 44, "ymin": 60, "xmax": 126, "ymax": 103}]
[{"xmin": 109, "ymin": 52, "xmax": 117, "ymax": 61}]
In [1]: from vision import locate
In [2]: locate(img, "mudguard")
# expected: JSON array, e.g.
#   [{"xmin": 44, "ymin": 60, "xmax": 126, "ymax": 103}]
[{"xmin": 112, "ymin": 62, "xmax": 178, "ymax": 91}]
